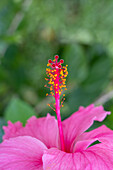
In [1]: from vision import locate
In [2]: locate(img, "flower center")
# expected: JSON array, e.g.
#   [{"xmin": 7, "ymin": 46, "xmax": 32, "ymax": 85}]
[{"xmin": 45, "ymin": 55, "xmax": 68, "ymax": 151}]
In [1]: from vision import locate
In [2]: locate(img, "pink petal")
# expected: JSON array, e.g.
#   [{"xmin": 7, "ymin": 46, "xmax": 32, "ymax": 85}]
[
  {"xmin": 77, "ymin": 125, "xmax": 113, "ymax": 144},
  {"xmin": 0, "ymin": 136, "xmax": 47, "ymax": 170},
  {"xmin": 3, "ymin": 121, "xmax": 26, "ymax": 140},
  {"xmin": 87, "ymin": 144, "xmax": 113, "ymax": 169},
  {"xmin": 73, "ymin": 125, "xmax": 113, "ymax": 152},
  {"xmin": 43, "ymin": 144, "xmax": 113, "ymax": 170},
  {"xmin": 62, "ymin": 104, "xmax": 110, "ymax": 152},
  {"xmin": 25, "ymin": 114, "xmax": 59, "ymax": 148},
  {"xmin": 3, "ymin": 114, "xmax": 59, "ymax": 149},
  {"xmin": 74, "ymin": 138, "xmax": 98, "ymax": 152}
]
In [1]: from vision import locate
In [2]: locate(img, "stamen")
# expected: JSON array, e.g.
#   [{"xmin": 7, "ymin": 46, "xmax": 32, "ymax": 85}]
[
  {"xmin": 45, "ymin": 55, "xmax": 68, "ymax": 151},
  {"xmin": 47, "ymin": 103, "xmax": 55, "ymax": 111}
]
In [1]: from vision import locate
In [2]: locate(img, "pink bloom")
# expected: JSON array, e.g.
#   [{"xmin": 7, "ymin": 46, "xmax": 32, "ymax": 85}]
[
  {"xmin": 1, "ymin": 56, "xmax": 113, "ymax": 169},
  {"xmin": 0, "ymin": 104, "xmax": 113, "ymax": 169}
]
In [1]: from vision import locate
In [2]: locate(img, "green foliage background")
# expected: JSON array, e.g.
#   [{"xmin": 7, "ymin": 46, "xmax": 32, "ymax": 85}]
[{"xmin": 0, "ymin": 0, "xmax": 113, "ymax": 142}]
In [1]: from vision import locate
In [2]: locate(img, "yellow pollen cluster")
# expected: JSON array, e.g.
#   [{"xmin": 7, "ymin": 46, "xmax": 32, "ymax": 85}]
[
  {"xmin": 45, "ymin": 64, "xmax": 68, "ymax": 97},
  {"xmin": 45, "ymin": 58, "xmax": 68, "ymax": 109},
  {"xmin": 59, "ymin": 65, "xmax": 68, "ymax": 94},
  {"xmin": 45, "ymin": 68, "xmax": 56, "ymax": 96}
]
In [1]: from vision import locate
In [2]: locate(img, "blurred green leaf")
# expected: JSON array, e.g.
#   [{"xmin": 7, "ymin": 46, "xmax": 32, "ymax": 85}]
[
  {"xmin": 4, "ymin": 97, "xmax": 36, "ymax": 125},
  {"xmin": 0, "ymin": 0, "xmax": 113, "ymax": 130},
  {"xmin": 67, "ymin": 44, "xmax": 111, "ymax": 113},
  {"xmin": 0, "ymin": 118, "xmax": 6, "ymax": 143},
  {"xmin": 63, "ymin": 44, "xmax": 88, "ymax": 83},
  {"xmin": 83, "ymin": 45, "xmax": 111, "ymax": 93},
  {"xmin": 104, "ymin": 105, "xmax": 113, "ymax": 129}
]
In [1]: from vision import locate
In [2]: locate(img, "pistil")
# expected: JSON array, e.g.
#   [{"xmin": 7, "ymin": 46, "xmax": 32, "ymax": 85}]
[{"xmin": 45, "ymin": 55, "xmax": 68, "ymax": 151}]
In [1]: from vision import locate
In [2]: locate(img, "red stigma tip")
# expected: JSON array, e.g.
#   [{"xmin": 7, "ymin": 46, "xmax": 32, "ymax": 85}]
[
  {"xmin": 48, "ymin": 59, "xmax": 52, "ymax": 63},
  {"xmin": 52, "ymin": 63, "xmax": 55, "ymax": 67},
  {"xmin": 60, "ymin": 59, "xmax": 64, "ymax": 64},
  {"xmin": 55, "ymin": 55, "xmax": 59, "ymax": 59},
  {"xmin": 58, "ymin": 65, "xmax": 61, "ymax": 68}
]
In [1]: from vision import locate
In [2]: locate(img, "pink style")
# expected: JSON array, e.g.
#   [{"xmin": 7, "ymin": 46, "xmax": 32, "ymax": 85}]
[{"xmin": 0, "ymin": 56, "xmax": 113, "ymax": 170}]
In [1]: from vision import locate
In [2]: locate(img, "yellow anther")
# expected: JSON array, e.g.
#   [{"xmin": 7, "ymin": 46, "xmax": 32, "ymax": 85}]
[
  {"xmin": 50, "ymin": 86, "xmax": 53, "ymax": 91},
  {"xmin": 50, "ymin": 92, "xmax": 54, "ymax": 95},
  {"xmin": 54, "ymin": 74, "xmax": 57, "ymax": 77},
  {"xmin": 62, "ymin": 85, "xmax": 66, "ymax": 87},
  {"xmin": 65, "ymin": 71, "xmax": 68, "ymax": 75},
  {"xmin": 59, "ymin": 85, "xmax": 62, "ymax": 88},
  {"xmin": 46, "ymin": 93, "xmax": 48, "ymax": 96},
  {"xmin": 60, "ymin": 70, "xmax": 63, "ymax": 76}
]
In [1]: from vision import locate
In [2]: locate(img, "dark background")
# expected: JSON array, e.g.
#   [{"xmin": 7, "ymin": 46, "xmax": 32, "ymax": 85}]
[{"xmin": 0, "ymin": 0, "xmax": 113, "ymax": 142}]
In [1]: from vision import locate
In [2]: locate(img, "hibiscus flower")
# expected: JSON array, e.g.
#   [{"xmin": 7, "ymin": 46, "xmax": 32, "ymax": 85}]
[
  {"xmin": 0, "ymin": 105, "xmax": 113, "ymax": 169},
  {"xmin": 0, "ymin": 56, "xmax": 113, "ymax": 170}
]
